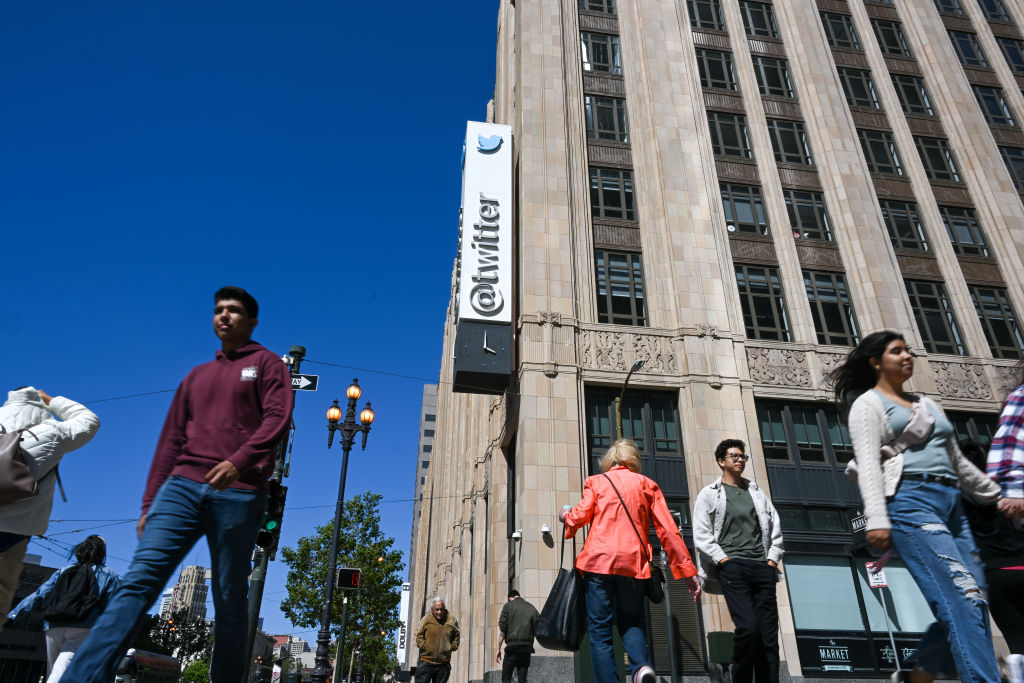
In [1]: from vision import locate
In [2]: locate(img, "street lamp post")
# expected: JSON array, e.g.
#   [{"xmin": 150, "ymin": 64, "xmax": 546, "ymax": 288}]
[
  {"xmin": 310, "ymin": 379, "xmax": 375, "ymax": 683},
  {"xmin": 614, "ymin": 359, "xmax": 646, "ymax": 439}
]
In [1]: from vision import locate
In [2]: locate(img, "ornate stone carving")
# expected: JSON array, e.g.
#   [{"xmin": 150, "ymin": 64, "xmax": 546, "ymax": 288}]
[
  {"xmin": 539, "ymin": 310, "xmax": 562, "ymax": 325},
  {"xmin": 993, "ymin": 365, "xmax": 1022, "ymax": 398},
  {"xmin": 580, "ymin": 330, "xmax": 627, "ymax": 371},
  {"xmin": 931, "ymin": 361, "xmax": 993, "ymax": 400},
  {"xmin": 746, "ymin": 347, "xmax": 811, "ymax": 387},
  {"xmin": 818, "ymin": 353, "xmax": 845, "ymax": 389},
  {"xmin": 697, "ymin": 324, "xmax": 720, "ymax": 339},
  {"xmin": 632, "ymin": 334, "xmax": 678, "ymax": 374}
]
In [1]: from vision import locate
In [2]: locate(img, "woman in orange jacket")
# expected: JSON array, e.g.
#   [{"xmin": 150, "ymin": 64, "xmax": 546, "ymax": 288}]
[{"xmin": 561, "ymin": 439, "xmax": 701, "ymax": 683}]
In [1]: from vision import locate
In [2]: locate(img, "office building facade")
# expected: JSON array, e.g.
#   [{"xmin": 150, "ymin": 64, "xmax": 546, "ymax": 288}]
[{"xmin": 409, "ymin": 0, "xmax": 1024, "ymax": 681}]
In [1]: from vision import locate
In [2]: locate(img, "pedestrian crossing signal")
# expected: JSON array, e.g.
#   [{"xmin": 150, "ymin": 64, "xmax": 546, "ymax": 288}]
[{"xmin": 336, "ymin": 567, "xmax": 361, "ymax": 591}]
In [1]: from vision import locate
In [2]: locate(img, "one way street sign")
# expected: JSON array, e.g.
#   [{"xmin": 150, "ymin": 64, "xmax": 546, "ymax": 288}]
[{"xmin": 291, "ymin": 374, "xmax": 319, "ymax": 391}]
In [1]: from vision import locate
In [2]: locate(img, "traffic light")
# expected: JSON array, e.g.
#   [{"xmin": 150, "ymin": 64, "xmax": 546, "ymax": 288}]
[
  {"xmin": 336, "ymin": 567, "xmax": 362, "ymax": 591},
  {"xmin": 256, "ymin": 480, "xmax": 288, "ymax": 553}
]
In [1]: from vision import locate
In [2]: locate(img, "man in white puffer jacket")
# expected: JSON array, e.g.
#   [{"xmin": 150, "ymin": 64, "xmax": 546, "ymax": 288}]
[{"xmin": 0, "ymin": 387, "xmax": 100, "ymax": 628}]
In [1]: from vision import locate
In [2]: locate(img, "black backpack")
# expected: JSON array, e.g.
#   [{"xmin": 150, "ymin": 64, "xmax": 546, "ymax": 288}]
[{"xmin": 39, "ymin": 563, "xmax": 100, "ymax": 624}]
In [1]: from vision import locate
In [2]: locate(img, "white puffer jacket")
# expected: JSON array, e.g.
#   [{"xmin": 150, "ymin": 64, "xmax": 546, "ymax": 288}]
[{"xmin": 0, "ymin": 388, "xmax": 100, "ymax": 535}]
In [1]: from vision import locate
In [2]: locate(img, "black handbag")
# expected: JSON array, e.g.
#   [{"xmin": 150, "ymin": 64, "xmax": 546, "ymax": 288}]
[
  {"xmin": 603, "ymin": 472, "xmax": 665, "ymax": 604},
  {"xmin": 535, "ymin": 526, "xmax": 587, "ymax": 651}
]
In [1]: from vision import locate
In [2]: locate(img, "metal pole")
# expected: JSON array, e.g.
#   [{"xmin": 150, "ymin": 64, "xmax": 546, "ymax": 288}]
[
  {"xmin": 661, "ymin": 550, "xmax": 682, "ymax": 683},
  {"xmin": 354, "ymin": 641, "xmax": 366, "ymax": 683},
  {"xmin": 332, "ymin": 597, "xmax": 349, "ymax": 683},
  {"xmin": 311, "ymin": 435, "xmax": 354, "ymax": 682},
  {"xmin": 242, "ymin": 345, "xmax": 304, "ymax": 683},
  {"xmin": 879, "ymin": 588, "xmax": 901, "ymax": 674}
]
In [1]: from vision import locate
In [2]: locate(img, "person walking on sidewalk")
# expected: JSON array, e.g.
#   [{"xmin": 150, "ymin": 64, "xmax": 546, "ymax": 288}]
[
  {"xmin": 415, "ymin": 597, "xmax": 460, "ymax": 683},
  {"xmin": 561, "ymin": 438, "xmax": 701, "ymax": 683},
  {"xmin": 8, "ymin": 535, "xmax": 120, "ymax": 682},
  {"xmin": 495, "ymin": 589, "xmax": 539, "ymax": 682},
  {"xmin": 63, "ymin": 286, "xmax": 293, "ymax": 683},
  {"xmin": 0, "ymin": 387, "xmax": 100, "ymax": 628},
  {"xmin": 693, "ymin": 439, "xmax": 784, "ymax": 683},
  {"xmin": 835, "ymin": 331, "xmax": 1009, "ymax": 683}
]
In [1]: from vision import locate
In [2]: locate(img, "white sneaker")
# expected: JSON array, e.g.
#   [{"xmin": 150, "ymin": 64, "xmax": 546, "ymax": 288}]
[
  {"xmin": 1005, "ymin": 654, "xmax": 1024, "ymax": 683},
  {"xmin": 634, "ymin": 665, "xmax": 657, "ymax": 683}
]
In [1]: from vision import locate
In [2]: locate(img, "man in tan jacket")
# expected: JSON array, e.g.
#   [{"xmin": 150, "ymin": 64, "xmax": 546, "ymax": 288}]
[{"xmin": 414, "ymin": 597, "xmax": 459, "ymax": 683}]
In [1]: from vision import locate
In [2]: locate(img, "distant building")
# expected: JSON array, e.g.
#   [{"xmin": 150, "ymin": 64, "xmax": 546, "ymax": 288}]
[
  {"xmin": 0, "ymin": 554, "xmax": 57, "ymax": 682},
  {"xmin": 404, "ymin": 385, "xmax": 436, "ymax": 671},
  {"xmin": 170, "ymin": 565, "xmax": 208, "ymax": 622},
  {"xmin": 158, "ymin": 587, "xmax": 174, "ymax": 618},
  {"xmin": 247, "ymin": 629, "xmax": 275, "ymax": 683}
]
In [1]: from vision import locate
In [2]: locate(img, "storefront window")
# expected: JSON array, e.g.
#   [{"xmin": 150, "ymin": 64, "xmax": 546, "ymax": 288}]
[
  {"xmin": 786, "ymin": 556, "xmax": 865, "ymax": 630},
  {"xmin": 856, "ymin": 562, "xmax": 933, "ymax": 633}
]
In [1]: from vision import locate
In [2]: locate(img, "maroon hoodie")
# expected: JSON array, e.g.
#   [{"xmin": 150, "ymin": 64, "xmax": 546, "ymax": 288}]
[{"xmin": 141, "ymin": 341, "xmax": 294, "ymax": 514}]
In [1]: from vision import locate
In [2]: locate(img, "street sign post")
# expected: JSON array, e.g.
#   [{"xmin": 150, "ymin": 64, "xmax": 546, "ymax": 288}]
[{"xmin": 291, "ymin": 374, "xmax": 319, "ymax": 391}]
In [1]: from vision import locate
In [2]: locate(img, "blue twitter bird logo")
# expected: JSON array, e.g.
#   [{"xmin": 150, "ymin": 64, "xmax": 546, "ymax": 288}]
[{"xmin": 477, "ymin": 134, "xmax": 503, "ymax": 153}]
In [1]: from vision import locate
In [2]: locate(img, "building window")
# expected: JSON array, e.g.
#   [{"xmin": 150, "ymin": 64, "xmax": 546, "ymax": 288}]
[
  {"xmin": 978, "ymin": 0, "xmax": 1011, "ymax": 22},
  {"xmin": 905, "ymin": 280, "xmax": 966, "ymax": 356},
  {"xmin": 892, "ymin": 74, "xmax": 935, "ymax": 116},
  {"xmin": 589, "ymin": 167, "xmax": 636, "ymax": 220},
  {"xmin": 579, "ymin": 0, "xmax": 616, "ymax": 14},
  {"xmin": 735, "ymin": 265, "xmax": 792, "ymax": 341},
  {"xmin": 949, "ymin": 31, "xmax": 990, "ymax": 68},
  {"xmin": 872, "ymin": 19, "xmax": 913, "ymax": 57},
  {"xmin": 420, "ymin": 477, "xmax": 425, "ymax": 485},
  {"xmin": 970, "ymin": 286, "xmax": 1024, "ymax": 359},
  {"xmin": 696, "ymin": 48, "xmax": 738, "ymax": 90},
  {"xmin": 804, "ymin": 271, "xmax": 860, "ymax": 346},
  {"xmin": 821, "ymin": 12, "xmax": 861, "ymax": 51},
  {"xmin": 940, "ymin": 205, "xmax": 990, "ymax": 257},
  {"xmin": 999, "ymin": 146, "xmax": 1024, "ymax": 191},
  {"xmin": 422, "ymin": 460, "xmax": 430, "ymax": 468},
  {"xmin": 581, "ymin": 32, "xmax": 622, "ymax": 74},
  {"xmin": 998, "ymin": 37, "xmax": 1024, "ymax": 75},
  {"xmin": 757, "ymin": 401, "xmax": 853, "ymax": 464},
  {"xmin": 721, "ymin": 182, "xmax": 769, "ymax": 235},
  {"xmin": 948, "ymin": 412, "xmax": 1000, "ymax": 446},
  {"xmin": 688, "ymin": 0, "xmax": 726, "ymax": 31},
  {"xmin": 424, "ymin": 429, "xmax": 435, "ymax": 437},
  {"xmin": 974, "ymin": 86, "xmax": 1017, "ymax": 126},
  {"xmin": 585, "ymin": 95, "xmax": 630, "ymax": 143},
  {"xmin": 739, "ymin": 1, "xmax": 779, "ymax": 39},
  {"xmin": 879, "ymin": 200, "xmax": 929, "ymax": 252},
  {"xmin": 915, "ymin": 137, "xmax": 961, "ymax": 182},
  {"xmin": 753, "ymin": 56, "xmax": 795, "ymax": 98},
  {"xmin": 785, "ymin": 189, "xmax": 833, "ymax": 242},
  {"xmin": 858, "ymin": 129, "xmax": 904, "ymax": 176},
  {"xmin": 767, "ymin": 119, "xmax": 813, "ymax": 165},
  {"xmin": 933, "ymin": 0, "xmax": 965, "ymax": 15},
  {"xmin": 423, "ymin": 445, "xmax": 432, "ymax": 453},
  {"xmin": 595, "ymin": 250, "xmax": 648, "ymax": 326},
  {"xmin": 425, "ymin": 414, "xmax": 436, "ymax": 422},
  {"xmin": 708, "ymin": 111, "xmax": 753, "ymax": 158},
  {"xmin": 838, "ymin": 68, "xmax": 881, "ymax": 109}
]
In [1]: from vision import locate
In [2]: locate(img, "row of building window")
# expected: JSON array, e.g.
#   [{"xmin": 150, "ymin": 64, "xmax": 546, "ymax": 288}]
[{"xmin": 934, "ymin": 0, "xmax": 1013, "ymax": 24}]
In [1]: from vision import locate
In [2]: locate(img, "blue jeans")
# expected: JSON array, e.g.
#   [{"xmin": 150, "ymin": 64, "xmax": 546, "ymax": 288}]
[
  {"xmin": 63, "ymin": 476, "xmax": 266, "ymax": 683},
  {"xmin": 584, "ymin": 572, "xmax": 650, "ymax": 683},
  {"xmin": 888, "ymin": 480, "xmax": 1000, "ymax": 683}
]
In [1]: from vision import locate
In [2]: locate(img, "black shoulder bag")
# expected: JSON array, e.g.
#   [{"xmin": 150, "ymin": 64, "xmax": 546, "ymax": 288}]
[
  {"xmin": 602, "ymin": 472, "xmax": 665, "ymax": 604},
  {"xmin": 534, "ymin": 523, "xmax": 587, "ymax": 651}
]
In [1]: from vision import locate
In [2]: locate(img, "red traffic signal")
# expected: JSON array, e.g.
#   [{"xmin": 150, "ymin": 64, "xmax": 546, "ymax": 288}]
[{"xmin": 336, "ymin": 567, "xmax": 361, "ymax": 591}]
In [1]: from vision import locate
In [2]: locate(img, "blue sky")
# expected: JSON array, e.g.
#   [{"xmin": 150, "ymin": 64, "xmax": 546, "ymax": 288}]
[{"xmin": 1, "ymin": 2, "xmax": 498, "ymax": 637}]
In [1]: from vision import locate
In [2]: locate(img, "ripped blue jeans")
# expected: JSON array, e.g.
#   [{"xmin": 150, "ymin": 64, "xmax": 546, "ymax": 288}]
[{"xmin": 888, "ymin": 480, "xmax": 1000, "ymax": 683}]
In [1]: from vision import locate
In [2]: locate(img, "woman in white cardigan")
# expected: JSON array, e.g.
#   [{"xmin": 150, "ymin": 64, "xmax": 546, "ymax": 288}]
[{"xmin": 834, "ymin": 331, "xmax": 1006, "ymax": 683}]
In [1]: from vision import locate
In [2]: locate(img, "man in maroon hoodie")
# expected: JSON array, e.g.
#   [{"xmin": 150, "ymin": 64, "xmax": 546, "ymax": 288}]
[{"xmin": 65, "ymin": 286, "xmax": 294, "ymax": 683}]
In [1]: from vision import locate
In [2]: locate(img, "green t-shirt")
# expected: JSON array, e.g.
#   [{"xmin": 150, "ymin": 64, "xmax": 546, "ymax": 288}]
[{"xmin": 719, "ymin": 483, "xmax": 766, "ymax": 561}]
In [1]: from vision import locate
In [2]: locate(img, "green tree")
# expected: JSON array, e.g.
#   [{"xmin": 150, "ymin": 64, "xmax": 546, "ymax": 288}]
[
  {"xmin": 280, "ymin": 492, "xmax": 404, "ymax": 676},
  {"xmin": 130, "ymin": 608, "xmax": 212, "ymax": 664},
  {"xmin": 182, "ymin": 658, "xmax": 210, "ymax": 682}
]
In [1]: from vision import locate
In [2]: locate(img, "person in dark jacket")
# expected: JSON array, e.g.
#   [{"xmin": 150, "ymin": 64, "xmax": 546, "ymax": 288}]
[
  {"xmin": 64, "ymin": 286, "xmax": 294, "ymax": 683},
  {"xmin": 415, "ymin": 597, "xmax": 460, "ymax": 683},
  {"xmin": 8, "ymin": 535, "xmax": 120, "ymax": 683},
  {"xmin": 495, "ymin": 589, "xmax": 539, "ymax": 682}
]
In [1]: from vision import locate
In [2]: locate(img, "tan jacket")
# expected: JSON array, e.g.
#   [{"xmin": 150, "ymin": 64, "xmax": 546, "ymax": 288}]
[{"xmin": 415, "ymin": 611, "xmax": 460, "ymax": 664}]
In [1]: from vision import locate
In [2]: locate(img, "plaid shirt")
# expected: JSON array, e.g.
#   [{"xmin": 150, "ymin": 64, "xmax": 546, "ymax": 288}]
[{"xmin": 988, "ymin": 385, "xmax": 1024, "ymax": 499}]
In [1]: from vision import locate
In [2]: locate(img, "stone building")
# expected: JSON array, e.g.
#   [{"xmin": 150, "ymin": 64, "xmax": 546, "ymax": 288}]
[
  {"xmin": 171, "ymin": 564, "xmax": 209, "ymax": 622},
  {"xmin": 409, "ymin": 0, "xmax": 1024, "ymax": 681}
]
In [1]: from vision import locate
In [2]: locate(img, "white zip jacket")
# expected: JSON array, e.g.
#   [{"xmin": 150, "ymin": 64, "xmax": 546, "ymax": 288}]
[
  {"xmin": 0, "ymin": 388, "xmax": 100, "ymax": 535},
  {"xmin": 849, "ymin": 390, "xmax": 999, "ymax": 532},
  {"xmin": 692, "ymin": 477, "xmax": 784, "ymax": 594}
]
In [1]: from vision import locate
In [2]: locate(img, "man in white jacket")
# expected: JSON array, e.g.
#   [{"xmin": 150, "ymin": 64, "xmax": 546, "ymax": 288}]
[
  {"xmin": 0, "ymin": 387, "xmax": 100, "ymax": 628},
  {"xmin": 693, "ymin": 439, "xmax": 784, "ymax": 683}
]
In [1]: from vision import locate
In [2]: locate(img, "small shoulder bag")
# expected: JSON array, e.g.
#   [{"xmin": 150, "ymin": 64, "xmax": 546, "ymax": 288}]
[
  {"xmin": 602, "ymin": 472, "xmax": 665, "ymax": 604},
  {"xmin": 845, "ymin": 399, "xmax": 935, "ymax": 483},
  {"xmin": 0, "ymin": 426, "xmax": 65, "ymax": 506}
]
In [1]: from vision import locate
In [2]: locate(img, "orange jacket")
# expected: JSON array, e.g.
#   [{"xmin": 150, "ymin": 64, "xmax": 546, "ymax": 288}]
[{"xmin": 564, "ymin": 466, "xmax": 697, "ymax": 580}]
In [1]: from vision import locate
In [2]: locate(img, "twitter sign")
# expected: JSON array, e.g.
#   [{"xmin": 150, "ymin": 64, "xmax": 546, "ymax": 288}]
[{"xmin": 457, "ymin": 121, "xmax": 513, "ymax": 325}]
